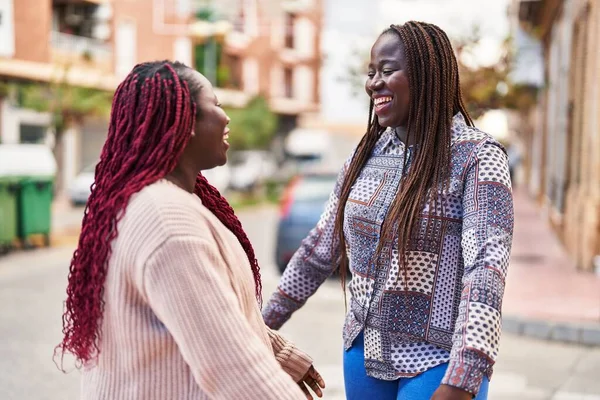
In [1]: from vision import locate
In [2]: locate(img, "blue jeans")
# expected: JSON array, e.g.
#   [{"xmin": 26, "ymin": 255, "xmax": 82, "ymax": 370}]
[{"xmin": 343, "ymin": 332, "xmax": 489, "ymax": 400}]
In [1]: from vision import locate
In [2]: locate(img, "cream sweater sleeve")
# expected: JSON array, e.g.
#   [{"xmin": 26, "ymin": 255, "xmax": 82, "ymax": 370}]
[
  {"xmin": 267, "ymin": 328, "xmax": 313, "ymax": 382},
  {"xmin": 141, "ymin": 235, "xmax": 306, "ymax": 400}
]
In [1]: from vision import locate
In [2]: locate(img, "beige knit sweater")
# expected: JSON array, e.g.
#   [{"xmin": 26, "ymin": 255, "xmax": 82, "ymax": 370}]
[{"xmin": 81, "ymin": 180, "xmax": 311, "ymax": 400}]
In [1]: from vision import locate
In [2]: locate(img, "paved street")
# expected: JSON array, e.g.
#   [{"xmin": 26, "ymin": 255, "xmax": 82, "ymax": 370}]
[{"xmin": 1, "ymin": 207, "xmax": 599, "ymax": 400}]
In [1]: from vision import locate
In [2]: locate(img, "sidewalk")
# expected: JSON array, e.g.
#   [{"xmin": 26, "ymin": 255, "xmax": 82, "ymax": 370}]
[
  {"xmin": 50, "ymin": 196, "xmax": 84, "ymax": 247},
  {"xmin": 502, "ymin": 189, "xmax": 600, "ymax": 345},
  {"xmin": 46, "ymin": 190, "xmax": 600, "ymax": 345}
]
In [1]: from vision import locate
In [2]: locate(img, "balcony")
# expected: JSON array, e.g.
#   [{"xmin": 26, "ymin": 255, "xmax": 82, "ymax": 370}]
[
  {"xmin": 190, "ymin": 6, "xmax": 252, "ymax": 52},
  {"xmin": 280, "ymin": 12, "xmax": 315, "ymax": 62},
  {"xmin": 50, "ymin": 1, "xmax": 113, "ymax": 72},
  {"xmin": 269, "ymin": 97, "xmax": 318, "ymax": 115},
  {"xmin": 281, "ymin": 0, "xmax": 315, "ymax": 14},
  {"xmin": 50, "ymin": 31, "xmax": 113, "ymax": 72},
  {"xmin": 51, "ymin": 31, "xmax": 111, "ymax": 60}
]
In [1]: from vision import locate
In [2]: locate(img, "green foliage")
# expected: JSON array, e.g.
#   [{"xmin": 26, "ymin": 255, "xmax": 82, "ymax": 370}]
[
  {"xmin": 195, "ymin": 6, "xmax": 217, "ymax": 21},
  {"xmin": 17, "ymin": 84, "xmax": 111, "ymax": 137},
  {"xmin": 16, "ymin": 72, "xmax": 112, "ymax": 134},
  {"xmin": 7, "ymin": 64, "xmax": 113, "ymax": 191},
  {"xmin": 194, "ymin": 40, "xmax": 231, "ymax": 87},
  {"xmin": 454, "ymin": 26, "xmax": 512, "ymax": 119},
  {"xmin": 0, "ymin": 81, "xmax": 14, "ymax": 98},
  {"xmin": 216, "ymin": 65, "xmax": 231, "ymax": 88},
  {"xmin": 224, "ymin": 96, "xmax": 278, "ymax": 150}
]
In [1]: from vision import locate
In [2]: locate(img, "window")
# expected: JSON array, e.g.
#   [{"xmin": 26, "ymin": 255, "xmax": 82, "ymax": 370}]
[
  {"xmin": 284, "ymin": 67, "xmax": 293, "ymax": 98},
  {"xmin": 227, "ymin": 54, "xmax": 243, "ymax": 90},
  {"xmin": 19, "ymin": 124, "xmax": 47, "ymax": 144},
  {"xmin": 284, "ymin": 13, "xmax": 295, "ymax": 49},
  {"xmin": 52, "ymin": 3, "xmax": 99, "ymax": 38}
]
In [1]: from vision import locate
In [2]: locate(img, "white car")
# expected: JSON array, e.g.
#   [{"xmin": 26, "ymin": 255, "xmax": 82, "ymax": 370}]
[
  {"xmin": 69, "ymin": 163, "xmax": 96, "ymax": 206},
  {"xmin": 228, "ymin": 151, "xmax": 277, "ymax": 191}
]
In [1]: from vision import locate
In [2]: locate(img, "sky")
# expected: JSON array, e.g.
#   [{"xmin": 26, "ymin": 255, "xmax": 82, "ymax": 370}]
[{"xmin": 320, "ymin": 0, "xmax": 512, "ymax": 126}]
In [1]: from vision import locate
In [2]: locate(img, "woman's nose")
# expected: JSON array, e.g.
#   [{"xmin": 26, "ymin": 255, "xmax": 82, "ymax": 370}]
[{"xmin": 368, "ymin": 77, "xmax": 384, "ymax": 91}]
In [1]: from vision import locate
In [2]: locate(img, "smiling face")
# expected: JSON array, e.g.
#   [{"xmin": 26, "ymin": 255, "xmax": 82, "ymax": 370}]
[
  {"xmin": 184, "ymin": 72, "xmax": 231, "ymax": 170},
  {"xmin": 365, "ymin": 32, "xmax": 410, "ymax": 129}
]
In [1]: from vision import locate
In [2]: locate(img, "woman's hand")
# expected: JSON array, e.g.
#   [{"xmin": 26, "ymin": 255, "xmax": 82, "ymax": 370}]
[
  {"xmin": 298, "ymin": 365, "xmax": 325, "ymax": 399},
  {"xmin": 431, "ymin": 384, "xmax": 472, "ymax": 400}
]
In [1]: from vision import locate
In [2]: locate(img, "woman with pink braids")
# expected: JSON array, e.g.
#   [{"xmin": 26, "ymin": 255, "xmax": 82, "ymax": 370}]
[{"xmin": 56, "ymin": 61, "xmax": 324, "ymax": 400}]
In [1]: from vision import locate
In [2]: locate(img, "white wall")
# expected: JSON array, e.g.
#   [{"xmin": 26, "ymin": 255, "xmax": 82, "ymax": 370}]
[
  {"xmin": 270, "ymin": 64, "xmax": 284, "ymax": 98},
  {"xmin": 115, "ymin": 20, "xmax": 137, "ymax": 79},
  {"xmin": 0, "ymin": 0, "xmax": 15, "ymax": 57},
  {"xmin": 295, "ymin": 17, "xmax": 315, "ymax": 58},
  {"xmin": 244, "ymin": 0, "xmax": 259, "ymax": 36},
  {"xmin": 243, "ymin": 57, "xmax": 260, "ymax": 95},
  {"xmin": 173, "ymin": 36, "xmax": 192, "ymax": 66},
  {"xmin": 294, "ymin": 65, "xmax": 313, "ymax": 103},
  {"xmin": 0, "ymin": 102, "xmax": 51, "ymax": 144},
  {"xmin": 62, "ymin": 127, "xmax": 79, "ymax": 190}
]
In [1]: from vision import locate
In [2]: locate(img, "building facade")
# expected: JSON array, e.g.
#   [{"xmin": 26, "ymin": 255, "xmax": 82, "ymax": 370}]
[
  {"xmin": 0, "ymin": 0, "xmax": 322, "ymax": 191},
  {"xmin": 515, "ymin": 0, "xmax": 600, "ymax": 271}
]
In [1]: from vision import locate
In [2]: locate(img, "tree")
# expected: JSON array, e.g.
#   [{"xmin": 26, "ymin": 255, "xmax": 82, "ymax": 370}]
[
  {"xmin": 17, "ymin": 65, "xmax": 113, "ymax": 192},
  {"xmin": 223, "ymin": 96, "xmax": 278, "ymax": 150},
  {"xmin": 454, "ymin": 26, "xmax": 514, "ymax": 120}
]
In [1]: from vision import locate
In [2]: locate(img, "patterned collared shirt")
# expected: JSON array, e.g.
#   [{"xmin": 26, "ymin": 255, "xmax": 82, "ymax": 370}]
[{"xmin": 262, "ymin": 114, "xmax": 514, "ymax": 395}]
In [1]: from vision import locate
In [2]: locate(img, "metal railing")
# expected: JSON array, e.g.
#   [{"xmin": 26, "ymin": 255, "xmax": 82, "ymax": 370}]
[{"xmin": 50, "ymin": 31, "xmax": 112, "ymax": 60}]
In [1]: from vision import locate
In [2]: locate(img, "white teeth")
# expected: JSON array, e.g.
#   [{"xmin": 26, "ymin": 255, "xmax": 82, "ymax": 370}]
[{"xmin": 374, "ymin": 96, "xmax": 392, "ymax": 105}]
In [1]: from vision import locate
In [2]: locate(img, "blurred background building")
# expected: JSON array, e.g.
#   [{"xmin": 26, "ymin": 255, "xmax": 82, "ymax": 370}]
[
  {"xmin": 0, "ymin": 0, "xmax": 322, "ymax": 193},
  {"xmin": 512, "ymin": 0, "xmax": 600, "ymax": 272},
  {"xmin": 1, "ymin": 2, "xmax": 600, "ymax": 399},
  {"xmin": 0, "ymin": 0, "xmax": 598, "ymax": 271}
]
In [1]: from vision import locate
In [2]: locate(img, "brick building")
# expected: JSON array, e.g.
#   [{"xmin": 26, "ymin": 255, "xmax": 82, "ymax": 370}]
[{"xmin": 0, "ymin": 0, "xmax": 322, "ymax": 191}]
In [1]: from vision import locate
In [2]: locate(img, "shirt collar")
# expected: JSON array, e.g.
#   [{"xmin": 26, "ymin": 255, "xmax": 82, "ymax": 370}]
[
  {"xmin": 450, "ymin": 112, "xmax": 468, "ymax": 145},
  {"xmin": 381, "ymin": 112, "xmax": 468, "ymax": 148}
]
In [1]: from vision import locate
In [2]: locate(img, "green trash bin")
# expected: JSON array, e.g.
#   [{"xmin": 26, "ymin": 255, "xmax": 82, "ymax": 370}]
[
  {"xmin": 0, "ymin": 177, "xmax": 19, "ymax": 250},
  {"xmin": 17, "ymin": 176, "xmax": 54, "ymax": 246}
]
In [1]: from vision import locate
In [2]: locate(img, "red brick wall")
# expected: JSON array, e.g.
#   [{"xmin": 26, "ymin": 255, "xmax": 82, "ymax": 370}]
[
  {"xmin": 112, "ymin": 0, "xmax": 185, "ymax": 67},
  {"xmin": 12, "ymin": 0, "xmax": 51, "ymax": 63}
]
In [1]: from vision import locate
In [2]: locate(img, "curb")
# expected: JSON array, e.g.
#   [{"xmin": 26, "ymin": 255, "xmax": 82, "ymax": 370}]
[{"xmin": 503, "ymin": 315, "xmax": 600, "ymax": 347}]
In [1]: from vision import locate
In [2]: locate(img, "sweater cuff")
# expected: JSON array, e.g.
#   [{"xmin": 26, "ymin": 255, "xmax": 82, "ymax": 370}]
[
  {"xmin": 268, "ymin": 329, "xmax": 313, "ymax": 383},
  {"xmin": 277, "ymin": 348, "xmax": 313, "ymax": 383},
  {"xmin": 442, "ymin": 353, "xmax": 492, "ymax": 396}
]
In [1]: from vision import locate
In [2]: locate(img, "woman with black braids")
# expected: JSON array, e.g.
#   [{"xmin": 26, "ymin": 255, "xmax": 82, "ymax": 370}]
[
  {"xmin": 56, "ymin": 60, "xmax": 324, "ymax": 400},
  {"xmin": 263, "ymin": 22, "xmax": 513, "ymax": 400}
]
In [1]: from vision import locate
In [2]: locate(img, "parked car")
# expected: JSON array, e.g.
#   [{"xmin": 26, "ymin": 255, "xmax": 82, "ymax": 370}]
[
  {"xmin": 69, "ymin": 163, "xmax": 96, "ymax": 206},
  {"xmin": 275, "ymin": 170, "xmax": 338, "ymax": 274},
  {"xmin": 284, "ymin": 128, "xmax": 330, "ymax": 171},
  {"xmin": 228, "ymin": 150, "xmax": 277, "ymax": 191}
]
